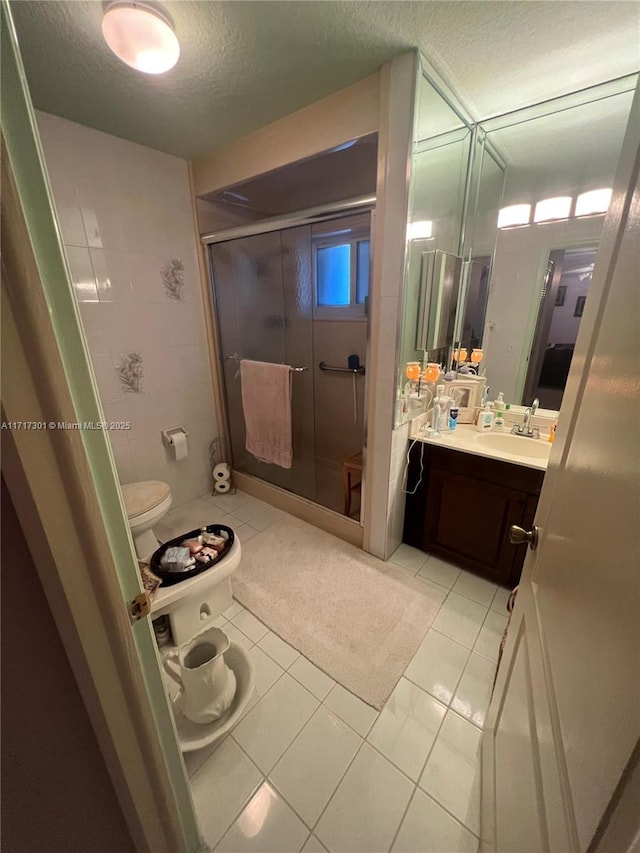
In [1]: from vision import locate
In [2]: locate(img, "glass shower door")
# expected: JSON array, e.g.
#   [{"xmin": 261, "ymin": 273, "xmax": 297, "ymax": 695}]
[{"xmin": 210, "ymin": 226, "xmax": 316, "ymax": 500}]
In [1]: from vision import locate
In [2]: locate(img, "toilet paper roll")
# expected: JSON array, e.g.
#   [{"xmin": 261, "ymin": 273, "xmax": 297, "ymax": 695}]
[
  {"xmin": 213, "ymin": 462, "xmax": 231, "ymax": 481},
  {"xmin": 215, "ymin": 480, "xmax": 231, "ymax": 493},
  {"xmin": 171, "ymin": 431, "xmax": 189, "ymax": 461}
]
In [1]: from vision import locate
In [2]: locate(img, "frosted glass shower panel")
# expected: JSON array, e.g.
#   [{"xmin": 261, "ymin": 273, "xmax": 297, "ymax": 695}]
[{"xmin": 210, "ymin": 228, "xmax": 316, "ymax": 500}]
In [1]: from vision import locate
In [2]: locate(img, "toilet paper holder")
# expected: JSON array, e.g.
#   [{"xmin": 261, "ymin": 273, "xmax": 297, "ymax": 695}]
[{"xmin": 162, "ymin": 426, "xmax": 189, "ymax": 448}]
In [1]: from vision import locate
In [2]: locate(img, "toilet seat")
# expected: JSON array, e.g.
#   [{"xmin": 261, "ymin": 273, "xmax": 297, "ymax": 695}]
[{"xmin": 122, "ymin": 480, "xmax": 171, "ymax": 520}]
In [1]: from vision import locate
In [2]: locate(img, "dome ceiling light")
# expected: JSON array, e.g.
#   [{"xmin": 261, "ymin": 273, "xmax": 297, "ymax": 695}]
[{"xmin": 101, "ymin": 1, "xmax": 180, "ymax": 75}]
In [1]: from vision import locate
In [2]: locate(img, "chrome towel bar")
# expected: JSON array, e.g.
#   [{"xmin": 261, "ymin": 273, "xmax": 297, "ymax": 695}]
[{"xmin": 225, "ymin": 353, "xmax": 308, "ymax": 372}]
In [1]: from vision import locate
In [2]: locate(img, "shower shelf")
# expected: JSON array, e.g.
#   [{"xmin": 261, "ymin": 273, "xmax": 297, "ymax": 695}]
[{"xmin": 319, "ymin": 361, "xmax": 366, "ymax": 375}]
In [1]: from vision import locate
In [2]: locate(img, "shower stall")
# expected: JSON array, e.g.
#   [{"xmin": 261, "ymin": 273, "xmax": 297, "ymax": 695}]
[{"xmin": 205, "ymin": 202, "xmax": 372, "ymax": 521}]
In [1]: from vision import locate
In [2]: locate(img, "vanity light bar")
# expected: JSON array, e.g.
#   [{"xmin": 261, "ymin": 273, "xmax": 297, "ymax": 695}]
[
  {"xmin": 575, "ymin": 188, "xmax": 612, "ymax": 217},
  {"xmin": 497, "ymin": 204, "xmax": 531, "ymax": 228},
  {"xmin": 534, "ymin": 196, "xmax": 572, "ymax": 223},
  {"xmin": 498, "ymin": 188, "xmax": 613, "ymax": 229}
]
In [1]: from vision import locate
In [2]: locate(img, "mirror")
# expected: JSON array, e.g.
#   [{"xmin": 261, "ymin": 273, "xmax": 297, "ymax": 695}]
[
  {"xmin": 395, "ymin": 69, "xmax": 636, "ymax": 427},
  {"xmin": 396, "ymin": 62, "xmax": 472, "ymax": 425},
  {"xmin": 416, "ymin": 250, "xmax": 462, "ymax": 351},
  {"xmin": 465, "ymin": 77, "xmax": 637, "ymax": 410}
]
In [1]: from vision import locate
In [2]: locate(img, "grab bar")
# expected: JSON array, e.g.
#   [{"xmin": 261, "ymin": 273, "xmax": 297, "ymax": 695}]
[
  {"xmin": 225, "ymin": 353, "xmax": 308, "ymax": 372},
  {"xmin": 319, "ymin": 361, "xmax": 366, "ymax": 375}
]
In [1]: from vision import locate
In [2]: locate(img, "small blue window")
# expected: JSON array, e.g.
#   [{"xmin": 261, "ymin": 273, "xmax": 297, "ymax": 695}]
[
  {"xmin": 356, "ymin": 240, "xmax": 370, "ymax": 304},
  {"xmin": 317, "ymin": 244, "xmax": 350, "ymax": 306}
]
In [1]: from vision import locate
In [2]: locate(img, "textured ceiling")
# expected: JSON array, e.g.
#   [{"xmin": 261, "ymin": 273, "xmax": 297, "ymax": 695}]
[{"xmin": 10, "ymin": 0, "xmax": 640, "ymax": 160}]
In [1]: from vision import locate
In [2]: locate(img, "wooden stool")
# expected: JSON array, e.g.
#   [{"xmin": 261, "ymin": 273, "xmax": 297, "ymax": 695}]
[{"xmin": 342, "ymin": 451, "xmax": 363, "ymax": 517}]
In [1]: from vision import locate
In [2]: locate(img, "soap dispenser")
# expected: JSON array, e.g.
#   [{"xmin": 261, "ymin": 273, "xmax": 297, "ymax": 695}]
[{"xmin": 476, "ymin": 402, "xmax": 495, "ymax": 432}]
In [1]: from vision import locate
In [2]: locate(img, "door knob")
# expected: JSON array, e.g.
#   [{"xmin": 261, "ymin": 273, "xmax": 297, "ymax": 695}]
[{"xmin": 509, "ymin": 524, "xmax": 539, "ymax": 550}]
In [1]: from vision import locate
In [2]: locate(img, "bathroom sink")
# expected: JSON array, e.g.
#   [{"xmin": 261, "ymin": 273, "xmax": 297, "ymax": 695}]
[{"xmin": 475, "ymin": 432, "xmax": 551, "ymax": 460}]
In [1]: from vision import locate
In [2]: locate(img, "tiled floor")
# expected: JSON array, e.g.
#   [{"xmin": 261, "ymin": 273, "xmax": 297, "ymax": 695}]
[{"xmin": 157, "ymin": 491, "xmax": 509, "ymax": 853}]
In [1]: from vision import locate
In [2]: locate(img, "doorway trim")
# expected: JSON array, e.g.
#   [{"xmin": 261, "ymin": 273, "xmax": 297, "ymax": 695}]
[{"xmin": 1, "ymin": 142, "xmax": 199, "ymax": 853}]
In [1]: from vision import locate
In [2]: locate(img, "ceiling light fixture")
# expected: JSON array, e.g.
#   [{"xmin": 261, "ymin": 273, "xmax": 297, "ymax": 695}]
[
  {"xmin": 534, "ymin": 196, "xmax": 572, "ymax": 223},
  {"xmin": 102, "ymin": 1, "xmax": 180, "ymax": 75}
]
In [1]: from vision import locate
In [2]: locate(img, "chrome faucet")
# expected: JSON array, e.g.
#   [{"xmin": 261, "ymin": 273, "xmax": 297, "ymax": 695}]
[{"xmin": 511, "ymin": 397, "xmax": 540, "ymax": 438}]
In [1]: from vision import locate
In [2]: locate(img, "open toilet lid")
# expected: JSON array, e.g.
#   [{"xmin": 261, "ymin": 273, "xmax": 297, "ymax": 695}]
[{"xmin": 122, "ymin": 480, "xmax": 170, "ymax": 519}]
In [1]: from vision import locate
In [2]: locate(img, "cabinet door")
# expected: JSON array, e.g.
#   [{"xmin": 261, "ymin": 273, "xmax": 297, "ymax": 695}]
[{"xmin": 423, "ymin": 468, "xmax": 527, "ymax": 584}]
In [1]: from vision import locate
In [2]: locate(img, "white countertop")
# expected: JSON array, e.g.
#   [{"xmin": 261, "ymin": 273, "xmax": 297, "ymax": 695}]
[{"xmin": 409, "ymin": 420, "xmax": 551, "ymax": 471}]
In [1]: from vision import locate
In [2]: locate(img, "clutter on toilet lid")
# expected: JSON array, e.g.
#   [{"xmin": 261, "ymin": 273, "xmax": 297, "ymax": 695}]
[{"xmin": 122, "ymin": 480, "xmax": 170, "ymax": 520}]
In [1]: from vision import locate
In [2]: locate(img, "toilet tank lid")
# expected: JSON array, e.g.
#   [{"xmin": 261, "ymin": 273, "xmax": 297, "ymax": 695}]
[{"xmin": 122, "ymin": 481, "xmax": 171, "ymax": 519}]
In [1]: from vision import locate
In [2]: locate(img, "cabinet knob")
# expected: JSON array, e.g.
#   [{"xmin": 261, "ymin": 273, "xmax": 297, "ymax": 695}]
[{"xmin": 509, "ymin": 524, "xmax": 539, "ymax": 550}]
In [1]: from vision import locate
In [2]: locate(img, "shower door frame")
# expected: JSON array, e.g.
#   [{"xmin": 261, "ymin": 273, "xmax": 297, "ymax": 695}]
[{"xmin": 200, "ymin": 195, "xmax": 375, "ymax": 537}]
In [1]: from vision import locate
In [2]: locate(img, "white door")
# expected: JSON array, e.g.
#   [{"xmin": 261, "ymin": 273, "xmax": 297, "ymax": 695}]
[{"xmin": 482, "ymin": 84, "xmax": 640, "ymax": 852}]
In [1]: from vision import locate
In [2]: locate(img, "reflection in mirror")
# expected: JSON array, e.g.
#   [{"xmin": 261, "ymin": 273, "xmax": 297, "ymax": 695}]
[
  {"xmin": 416, "ymin": 250, "xmax": 463, "ymax": 351},
  {"xmin": 396, "ymin": 61, "xmax": 472, "ymax": 425},
  {"xmin": 464, "ymin": 76, "xmax": 636, "ymax": 410},
  {"xmin": 459, "ymin": 257, "xmax": 491, "ymax": 350}
]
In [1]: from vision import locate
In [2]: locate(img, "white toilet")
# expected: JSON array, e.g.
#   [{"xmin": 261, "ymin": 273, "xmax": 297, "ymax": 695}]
[
  {"xmin": 151, "ymin": 537, "xmax": 242, "ymax": 646},
  {"xmin": 122, "ymin": 480, "xmax": 173, "ymax": 559},
  {"xmin": 122, "ymin": 478, "xmax": 243, "ymax": 646}
]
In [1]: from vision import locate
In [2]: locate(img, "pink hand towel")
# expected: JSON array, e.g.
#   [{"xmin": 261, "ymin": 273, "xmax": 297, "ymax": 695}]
[{"xmin": 240, "ymin": 360, "xmax": 293, "ymax": 469}]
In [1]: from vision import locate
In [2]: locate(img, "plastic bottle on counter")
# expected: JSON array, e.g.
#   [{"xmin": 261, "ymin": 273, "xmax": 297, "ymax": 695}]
[{"xmin": 476, "ymin": 402, "xmax": 495, "ymax": 432}]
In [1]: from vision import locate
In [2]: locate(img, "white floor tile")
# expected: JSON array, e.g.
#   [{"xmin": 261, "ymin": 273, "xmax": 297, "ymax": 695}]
[
  {"xmin": 211, "ymin": 613, "xmax": 228, "ymax": 629},
  {"xmin": 414, "ymin": 575, "xmax": 450, "ymax": 605},
  {"xmin": 289, "ymin": 656, "xmax": 335, "ymax": 701},
  {"xmin": 417, "ymin": 556, "xmax": 461, "ymax": 589},
  {"xmin": 223, "ymin": 601, "xmax": 244, "ymax": 620},
  {"xmin": 324, "ymin": 684, "xmax": 378, "ymax": 737},
  {"xmin": 270, "ymin": 705, "xmax": 361, "ymax": 826},
  {"xmin": 474, "ymin": 610, "xmax": 508, "ymax": 664},
  {"xmin": 242, "ymin": 646, "xmax": 284, "ymax": 717},
  {"xmin": 419, "ymin": 711, "xmax": 482, "ymax": 836},
  {"xmin": 491, "ymin": 586, "xmax": 511, "ymax": 616},
  {"xmin": 204, "ymin": 489, "xmax": 255, "ymax": 512},
  {"xmin": 232, "ymin": 498, "xmax": 273, "ymax": 523},
  {"xmin": 452, "ymin": 571, "xmax": 497, "ymax": 607},
  {"xmin": 404, "ymin": 629, "xmax": 470, "ymax": 706},
  {"xmin": 232, "ymin": 609, "xmax": 269, "ymax": 643},
  {"xmin": 451, "ymin": 653, "xmax": 496, "ymax": 729},
  {"xmin": 490, "ymin": 585, "xmax": 511, "ymax": 614},
  {"xmin": 183, "ymin": 735, "xmax": 225, "ymax": 778},
  {"xmin": 225, "ymin": 623, "xmax": 254, "ymax": 652},
  {"xmin": 216, "ymin": 782, "xmax": 308, "ymax": 853},
  {"xmin": 302, "ymin": 836, "xmax": 328, "ymax": 853},
  {"xmin": 367, "ymin": 677, "xmax": 446, "ymax": 781},
  {"xmin": 389, "ymin": 543, "xmax": 427, "ymax": 574},
  {"xmin": 191, "ymin": 738, "xmax": 262, "ymax": 849},
  {"xmin": 160, "ymin": 498, "xmax": 221, "ymax": 539},
  {"xmin": 233, "ymin": 673, "xmax": 319, "ymax": 773},
  {"xmin": 392, "ymin": 787, "xmax": 478, "ymax": 853},
  {"xmin": 258, "ymin": 631, "xmax": 300, "ymax": 669},
  {"xmin": 235, "ymin": 523, "xmax": 259, "ymax": 542},
  {"xmin": 431, "ymin": 593, "xmax": 488, "ymax": 648},
  {"xmin": 315, "ymin": 743, "xmax": 414, "ymax": 853}
]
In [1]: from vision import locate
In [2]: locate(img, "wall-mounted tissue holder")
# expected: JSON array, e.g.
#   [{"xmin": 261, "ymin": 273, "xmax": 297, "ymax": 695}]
[{"xmin": 162, "ymin": 426, "xmax": 189, "ymax": 461}]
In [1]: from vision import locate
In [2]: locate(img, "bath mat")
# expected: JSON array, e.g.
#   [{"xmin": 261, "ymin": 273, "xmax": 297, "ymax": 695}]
[{"xmin": 233, "ymin": 515, "xmax": 441, "ymax": 709}]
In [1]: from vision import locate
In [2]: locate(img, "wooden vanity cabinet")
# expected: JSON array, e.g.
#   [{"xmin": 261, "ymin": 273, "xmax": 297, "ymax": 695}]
[{"xmin": 403, "ymin": 442, "xmax": 544, "ymax": 587}]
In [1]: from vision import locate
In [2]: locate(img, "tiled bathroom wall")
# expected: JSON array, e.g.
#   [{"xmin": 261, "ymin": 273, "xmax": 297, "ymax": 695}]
[{"xmin": 37, "ymin": 112, "xmax": 217, "ymax": 507}]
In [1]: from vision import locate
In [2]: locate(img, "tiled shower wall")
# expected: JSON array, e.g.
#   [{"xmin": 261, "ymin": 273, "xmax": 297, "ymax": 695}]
[{"xmin": 37, "ymin": 112, "xmax": 217, "ymax": 507}]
